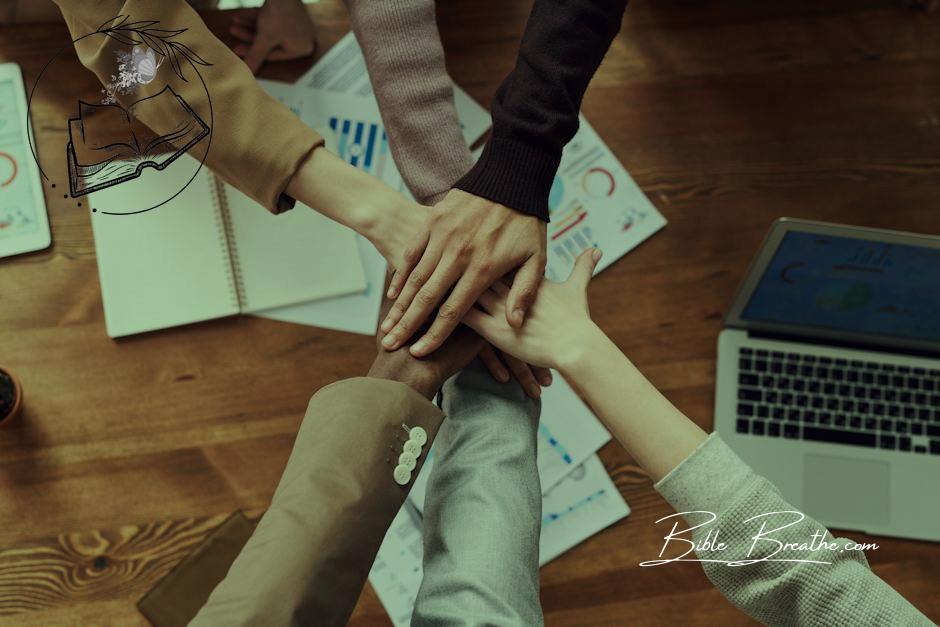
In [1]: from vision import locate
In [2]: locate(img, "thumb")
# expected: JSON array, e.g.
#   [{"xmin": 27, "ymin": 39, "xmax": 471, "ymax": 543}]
[{"xmin": 567, "ymin": 248, "xmax": 602, "ymax": 292}]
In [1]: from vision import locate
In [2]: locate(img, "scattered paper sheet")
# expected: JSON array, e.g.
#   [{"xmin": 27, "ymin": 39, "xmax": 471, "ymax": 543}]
[
  {"xmin": 370, "ymin": 454, "xmax": 629, "ymax": 626},
  {"xmin": 545, "ymin": 116, "xmax": 667, "ymax": 282},
  {"xmin": 539, "ymin": 454, "xmax": 631, "ymax": 564},
  {"xmin": 407, "ymin": 372, "xmax": 611, "ymax": 513},
  {"xmin": 368, "ymin": 505, "xmax": 425, "ymax": 627}
]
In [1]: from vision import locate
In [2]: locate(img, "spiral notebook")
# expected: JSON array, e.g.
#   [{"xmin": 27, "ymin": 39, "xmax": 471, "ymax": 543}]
[{"xmin": 89, "ymin": 155, "xmax": 366, "ymax": 338}]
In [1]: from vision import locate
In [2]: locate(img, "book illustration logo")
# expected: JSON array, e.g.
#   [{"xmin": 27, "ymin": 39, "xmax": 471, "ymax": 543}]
[
  {"xmin": 67, "ymin": 86, "xmax": 209, "ymax": 197},
  {"xmin": 27, "ymin": 15, "xmax": 215, "ymax": 216}
]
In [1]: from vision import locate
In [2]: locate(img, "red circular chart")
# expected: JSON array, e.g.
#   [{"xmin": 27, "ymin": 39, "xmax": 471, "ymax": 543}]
[
  {"xmin": 581, "ymin": 167, "xmax": 615, "ymax": 198},
  {"xmin": 0, "ymin": 152, "xmax": 17, "ymax": 187}
]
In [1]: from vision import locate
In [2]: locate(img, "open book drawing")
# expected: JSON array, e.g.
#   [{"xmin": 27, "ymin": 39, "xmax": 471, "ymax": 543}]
[{"xmin": 67, "ymin": 85, "xmax": 209, "ymax": 197}]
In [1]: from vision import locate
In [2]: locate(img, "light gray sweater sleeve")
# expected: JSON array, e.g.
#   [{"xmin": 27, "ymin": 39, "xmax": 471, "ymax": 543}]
[
  {"xmin": 412, "ymin": 359, "xmax": 544, "ymax": 626},
  {"xmin": 654, "ymin": 434, "xmax": 934, "ymax": 626},
  {"xmin": 344, "ymin": 0, "xmax": 473, "ymax": 205}
]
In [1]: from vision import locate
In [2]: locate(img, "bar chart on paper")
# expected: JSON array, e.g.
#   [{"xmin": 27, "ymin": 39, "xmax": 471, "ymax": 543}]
[{"xmin": 329, "ymin": 116, "xmax": 396, "ymax": 183}]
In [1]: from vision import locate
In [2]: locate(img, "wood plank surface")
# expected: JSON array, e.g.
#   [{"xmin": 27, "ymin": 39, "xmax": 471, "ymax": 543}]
[{"xmin": 1, "ymin": 1, "xmax": 938, "ymax": 625}]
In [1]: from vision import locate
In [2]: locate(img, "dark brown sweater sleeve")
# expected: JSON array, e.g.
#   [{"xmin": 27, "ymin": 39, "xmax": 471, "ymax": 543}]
[{"xmin": 454, "ymin": 0, "xmax": 629, "ymax": 221}]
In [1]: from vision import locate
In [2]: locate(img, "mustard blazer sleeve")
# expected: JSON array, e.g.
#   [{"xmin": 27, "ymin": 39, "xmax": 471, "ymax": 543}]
[
  {"xmin": 189, "ymin": 377, "xmax": 445, "ymax": 627},
  {"xmin": 52, "ymin": 0, "xmax": 323, "ymax": 213}
]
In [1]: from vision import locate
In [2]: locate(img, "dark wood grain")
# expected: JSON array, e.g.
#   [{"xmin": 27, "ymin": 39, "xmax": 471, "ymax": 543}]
[{"xmin": 1, "ymin": 1, "xmax": 938, "ymax": 625}]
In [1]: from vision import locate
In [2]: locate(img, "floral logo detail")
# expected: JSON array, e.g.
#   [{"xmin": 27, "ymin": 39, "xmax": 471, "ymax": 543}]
[
  {"xmin": 95, "ymin": 15, "xmax": 211, "ymax": 104},
  {"xmin": 101, "ymin": 48, "xmax": 165, "ymax": 104}
]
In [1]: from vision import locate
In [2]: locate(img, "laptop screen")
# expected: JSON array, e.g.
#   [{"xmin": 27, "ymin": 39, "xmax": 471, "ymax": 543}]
[{"xmin": 741, "ymin": 231, "xmax": 940, "ymax": 344}]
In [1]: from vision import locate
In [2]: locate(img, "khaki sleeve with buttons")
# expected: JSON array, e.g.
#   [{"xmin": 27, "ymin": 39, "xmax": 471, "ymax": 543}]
[
  {"xmin": 52, "ymin": 0, "xmax": 323, "ymax": 213},
  {"xmin": 190, "ymin": 377, "xmax": 444, "ymax": 627}
]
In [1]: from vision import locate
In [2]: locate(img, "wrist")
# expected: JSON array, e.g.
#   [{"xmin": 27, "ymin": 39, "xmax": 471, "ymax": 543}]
[
  {"xmin": 286, "ymin": 147, "xmax": 389, "ymax": 236},
  {"xmin": 555, "ymin": 322, "xmax": 612, "ymax": 379},
  {"xmin": 367, "ymin": 358, "xmax": 440, "ymax": 400}
]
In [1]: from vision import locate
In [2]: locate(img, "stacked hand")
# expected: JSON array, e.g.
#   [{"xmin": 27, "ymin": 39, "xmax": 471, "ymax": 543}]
[
  {"xmin": 380, "ymin": 190, "xmax": 547, "ymax": 356},
  {"xmin": 375, "ymin": 189, "xmax": 551, "ymax": 397},
  {"xmin": 463, "ymin": 248, "xmax": 603, "ymax": 372},
  {"xmin": 368, "ymin": 292, "xmax": 484, "ymax": 400}
]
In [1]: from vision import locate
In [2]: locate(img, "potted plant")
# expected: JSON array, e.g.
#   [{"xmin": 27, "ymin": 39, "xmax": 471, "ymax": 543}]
[{"xmin": 0, "ymin": 366, "xmax": 22, "ymax": 425}]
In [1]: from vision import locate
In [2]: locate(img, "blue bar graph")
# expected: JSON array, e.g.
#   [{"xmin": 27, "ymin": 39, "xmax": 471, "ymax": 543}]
[{"xmin": 329, "ymin": 116, "xmax": 391, "ymax": 179}]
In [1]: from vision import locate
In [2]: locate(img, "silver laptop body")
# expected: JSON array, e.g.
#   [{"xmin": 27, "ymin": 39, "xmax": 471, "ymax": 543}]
[{"xmin": 715, "ymin": 218, "xmax": 940, "ymax": 542}]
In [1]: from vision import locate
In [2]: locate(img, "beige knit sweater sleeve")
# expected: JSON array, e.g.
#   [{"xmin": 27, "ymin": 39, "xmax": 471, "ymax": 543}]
[
  {"xmin": 655, "ymin": 434, "xmax": 933, "ymax": 626},
  {"xmin": 344, "ymin": 0, "xmax": 473, "ymax": 205}
]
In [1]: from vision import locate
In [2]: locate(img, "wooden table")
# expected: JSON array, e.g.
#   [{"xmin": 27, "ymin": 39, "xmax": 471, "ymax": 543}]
[{"xmin": 1, "ymin": 1, "xmax": 938, "ymax": 624}]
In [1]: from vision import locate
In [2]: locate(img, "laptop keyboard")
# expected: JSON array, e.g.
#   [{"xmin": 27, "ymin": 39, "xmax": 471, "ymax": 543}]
[{"xmin": 735, "ymin": 347, "xmax": 940, "ymax": 455}]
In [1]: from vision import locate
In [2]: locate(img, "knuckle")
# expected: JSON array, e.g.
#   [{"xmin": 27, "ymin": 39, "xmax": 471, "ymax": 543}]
[
  {"xmin": 429, "ymin": 208, "xmax": 447, "ymax": 226},
  {"xmin": 474, "ymin": 260, "xmax": 495, "ymax": 276},
  {"xmin": 416, "ymin": 290, "xmax": 437, "ymax": 308},
  {"xmin": 407, "ymin": 272, "xmax": 428, "ymax": 288},
  {"xmin": 437, "ymin": 304, "xmax": 460, "ymax": 322},
  {"xmin": 455, "ymin": 238, "xmax": 474, "ymax": 256}
]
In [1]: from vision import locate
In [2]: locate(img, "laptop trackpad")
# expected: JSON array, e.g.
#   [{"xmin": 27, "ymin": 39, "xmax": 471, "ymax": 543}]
[{"xmin": 803, "ymin": 454, "xmax": 890, "ymax": 527}]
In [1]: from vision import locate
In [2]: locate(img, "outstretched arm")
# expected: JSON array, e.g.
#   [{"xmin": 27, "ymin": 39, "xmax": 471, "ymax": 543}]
[
  {"xmin": 463, "ymin": 250, "xmax": 933, "ymax": 626},
  {"xmin": 193, "ymin": 298, "xmax": 484, "ymax": 626},
  {"xmin": 348, "ymin": 0, "xmax": 551, "ymax": 394},
  {"xmin": 344, "ymin": 0, "xmax": 472, "ymax": 206},
  {"xmin": 381, "ymin": 0, "xmax": 629, "ymax": 361},
  {"xmin": 52, "ymin": 0, "xmax": 427, "ymax": 271}
]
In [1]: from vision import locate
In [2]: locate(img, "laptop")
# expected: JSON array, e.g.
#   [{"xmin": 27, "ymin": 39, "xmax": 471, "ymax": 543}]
[{"xmin": 715, "ymin": 218, "xmax": 940, "ymax": 542}]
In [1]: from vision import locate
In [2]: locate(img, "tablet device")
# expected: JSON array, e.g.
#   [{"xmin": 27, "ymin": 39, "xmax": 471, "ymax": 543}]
[{"xmin": 0, "ymin": 62, "xmax": 52, "ymax": 258}]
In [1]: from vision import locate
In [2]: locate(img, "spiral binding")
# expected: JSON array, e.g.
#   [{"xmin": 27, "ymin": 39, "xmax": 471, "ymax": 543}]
[{"xmin": 209, "ymin": 176, "xmax": 246, "ymax": 311}]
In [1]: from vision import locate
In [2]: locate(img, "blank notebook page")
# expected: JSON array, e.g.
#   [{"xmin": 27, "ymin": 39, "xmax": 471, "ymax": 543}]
[
  {"xmin": 221, "ymin": 184, "xmax": 366, "ymax": 312},
  {"xmin": 90, "ymin": 161, "xmax": 238, "ymax": 338}
]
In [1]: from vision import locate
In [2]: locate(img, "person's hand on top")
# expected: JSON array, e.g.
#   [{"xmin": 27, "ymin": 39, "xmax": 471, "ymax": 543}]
[
  {"xmin": 229, "ymin": 0, "xmax": 317, "ymax": 74},
  {"xmin": 380, "ymin": 189, "xmax": 548, "ymax": 358},
  {"xmin": 463, "ymin": 248, "xmax": 603, "ymax": 371}
]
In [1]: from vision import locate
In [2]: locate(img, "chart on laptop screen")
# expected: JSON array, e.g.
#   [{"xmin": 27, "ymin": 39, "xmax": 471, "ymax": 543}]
[
  {"xmin": 0, "ymin": 79, "xmax": 40, "ymax": 239},
  {"xmin": 743, "ymin": 231, "xmax": 940, "ymax": 342}
]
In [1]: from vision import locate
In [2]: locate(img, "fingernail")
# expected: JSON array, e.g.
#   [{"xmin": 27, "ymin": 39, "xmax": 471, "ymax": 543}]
[
  {"xmin": 382, "ymin": 334, "xmax": 396, "ymax": 349},
  {"xmin": 410, "ymin": 340, "xmax": 428, "ymax": 356},
  {"xmin": 538, "ymin": 372, "xmax": 552, "ymax": 386},
  {"xmin": 380, "ymin": 318, "xmax": 393, "ymax": 333},
  {"xmin": 497, "ymin": 370, "xmax": 510, "ymax": 383},
  {"xmin": 592, "ymin": 248, "xmax": 603, "ymax": 262},
  {"xmin": 527, "ymin": 383, "xmax": 542, "ymax": 399},
  {"xmin": 513, "ymin": 308, "xmax": 524, "ymax": 324},
  {"xmin": 386, "ymin": 286, "xmax": 395, "ymax": 298}
]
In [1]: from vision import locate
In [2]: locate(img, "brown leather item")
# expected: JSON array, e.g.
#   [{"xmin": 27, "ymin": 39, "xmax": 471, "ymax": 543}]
[{"xmin": 137, "ymin": 511, "xmax": 256, "ymax": 627}]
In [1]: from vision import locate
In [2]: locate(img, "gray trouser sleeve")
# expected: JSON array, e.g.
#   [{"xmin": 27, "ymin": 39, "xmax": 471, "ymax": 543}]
[{"xmin": 412, "ymin": 359, "xmax": 544, "ymax": 627}]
